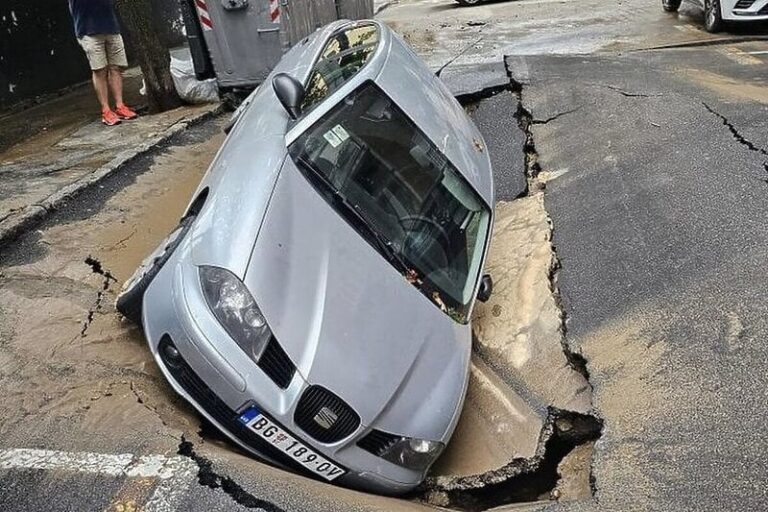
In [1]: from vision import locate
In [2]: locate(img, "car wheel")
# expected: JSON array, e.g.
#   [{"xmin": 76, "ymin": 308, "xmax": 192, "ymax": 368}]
[
  {"xmin": 115, "ymin": 215, "xmax": 195, "ymax": 326},
  {"xmin": 455, "ymin": 0, "xmax": 482, "ymax": 6},
  {"xmin": 704, "ymin": 0, "xmax": 724, "ymax": 32},
  {"xmin": 662, "ymin": 0, "xmax": 682, "ymax": 12}
]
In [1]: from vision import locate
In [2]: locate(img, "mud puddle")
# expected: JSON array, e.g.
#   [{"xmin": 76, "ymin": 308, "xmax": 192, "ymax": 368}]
[{"xmin": 0, "ymin": 116, "xmax": 225, "ymax": 455}]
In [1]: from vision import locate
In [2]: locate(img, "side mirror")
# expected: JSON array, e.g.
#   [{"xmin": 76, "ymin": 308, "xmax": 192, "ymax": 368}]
[
  {"xmin": 477, "ymin": 274, "xmax": 493, "ymax": 303},
  {"xmin": 272, "ymin": 73, "xmax": 305, "ymax": 120}
]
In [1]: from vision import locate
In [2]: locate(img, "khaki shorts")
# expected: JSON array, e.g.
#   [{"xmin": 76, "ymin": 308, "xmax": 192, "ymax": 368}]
[{"xmin": 78, "ymin": 34, "xmax": 128, "ymax": 70}]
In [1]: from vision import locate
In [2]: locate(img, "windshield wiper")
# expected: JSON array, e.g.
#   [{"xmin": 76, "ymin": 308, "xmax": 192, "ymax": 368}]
[{"xmin": 295, "ymin": 156, "xmax": 415, "ymax": 278}]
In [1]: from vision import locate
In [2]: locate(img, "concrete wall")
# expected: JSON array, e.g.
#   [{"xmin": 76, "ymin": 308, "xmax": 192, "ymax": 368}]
[{"xmin": 0, "ymin": 0, "xmax": 186, "ymax": 109}]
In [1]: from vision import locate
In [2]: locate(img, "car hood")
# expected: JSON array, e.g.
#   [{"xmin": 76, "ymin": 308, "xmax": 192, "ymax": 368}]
[{"xmin": 243, "ymin": 158, "xmax": 471, "ymax": 440}]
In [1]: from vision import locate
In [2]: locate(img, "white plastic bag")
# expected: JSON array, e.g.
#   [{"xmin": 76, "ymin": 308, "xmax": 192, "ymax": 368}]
[{"xmin": 170, "ymin": 50, "xmax": 219, "ymax": 104}]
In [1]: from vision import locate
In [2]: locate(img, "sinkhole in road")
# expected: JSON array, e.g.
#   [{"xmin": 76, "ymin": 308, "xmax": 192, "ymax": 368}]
[
  {"xmin": 179, "ymin": 84, "xmax": 606, "ymax": 510},
  {"xmin": 420, "ymin": 410, "xmax": 603, "ymax": 510},
  {"xmin": 189, "ymin": 408, "xmax": 603, "ymax": 511},
  {"xmin": 0, "ymin": 87, "xmax": 607, "ymax": 512}
]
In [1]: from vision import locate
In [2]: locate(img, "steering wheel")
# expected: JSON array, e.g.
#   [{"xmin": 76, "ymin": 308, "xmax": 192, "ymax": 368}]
[
  {"xmin": 399, "ymin": 215, "xmax": 451, "ymax": 247},
  {"xmin": 398, "ymin": 215, "xmax": 451, "ymax": 267}
]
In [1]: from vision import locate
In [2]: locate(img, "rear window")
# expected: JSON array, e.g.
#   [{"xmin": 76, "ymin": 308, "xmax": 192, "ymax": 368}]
[{"xmin": 301, "ymin": 24, "xmax": 379, "ymax": 113}]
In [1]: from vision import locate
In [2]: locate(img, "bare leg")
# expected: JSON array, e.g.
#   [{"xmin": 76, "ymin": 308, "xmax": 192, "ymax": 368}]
[
  {"xmin": 108, "ymin": 66, "xmax": 125, "ymax": 107},
  {"xmin": 92, "ymin": 68, "xmax": 110, "ymax": 111}
]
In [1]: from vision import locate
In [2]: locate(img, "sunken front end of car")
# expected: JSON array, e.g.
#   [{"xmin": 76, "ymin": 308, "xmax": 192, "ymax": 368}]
[
  {"xmin": 141, "ymin": 241, "xmax": 467, "ymax": 493},
  {"xmin": 127, "ymin": 18, "xmax": 493, "ymax": 495}
]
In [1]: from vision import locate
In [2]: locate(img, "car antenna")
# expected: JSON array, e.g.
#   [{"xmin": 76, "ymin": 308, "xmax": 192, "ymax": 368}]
[{"xmin": 434, "ymin": 36, "xmax": 483, "ymax": 78}]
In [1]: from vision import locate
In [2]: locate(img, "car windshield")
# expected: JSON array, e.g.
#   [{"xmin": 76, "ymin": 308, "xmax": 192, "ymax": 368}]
[{"xmin": 289, "ymin": 82, "xmax": 491, "ymax": 323}]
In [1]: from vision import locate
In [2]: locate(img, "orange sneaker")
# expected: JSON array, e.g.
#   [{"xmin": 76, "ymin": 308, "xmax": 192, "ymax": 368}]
[
  {"xmin": 115, "ymin": 104, "xmax": 138, "ymax": 120},
  {"xmin": 102, "ymin": 109, "xmax": 121, "ymax": 126}
]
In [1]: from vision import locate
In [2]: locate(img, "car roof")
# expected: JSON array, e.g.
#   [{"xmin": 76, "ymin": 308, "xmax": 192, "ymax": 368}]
[
  {"xmin": 372, "ymin": 22, "xmax": 494, "ymax": 205},
  {"xmin": 287, "ymin": 20, "xmax": 494, "ymax": 206}
]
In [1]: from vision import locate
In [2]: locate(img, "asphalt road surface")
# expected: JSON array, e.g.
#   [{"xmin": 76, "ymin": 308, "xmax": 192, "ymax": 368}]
[
  {"xmin": 2, "ymin": 0, "xmax": 768, "ymax": 510},
  {"xmin": 512, "ymin": 42, "xmax": 768, "ymax": 510}
]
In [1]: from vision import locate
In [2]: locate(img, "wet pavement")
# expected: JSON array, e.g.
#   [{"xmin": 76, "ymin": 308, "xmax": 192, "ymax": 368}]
[
  {"xmin": 0, "ymin": 67, "xmax": 218, "ymax": 244},
  {"xmin": 1, "ymin": 0, "xmax": 768, "ymax": 510}
]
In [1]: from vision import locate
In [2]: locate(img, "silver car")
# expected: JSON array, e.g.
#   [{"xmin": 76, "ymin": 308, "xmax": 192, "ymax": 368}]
[{"xmin": 117, "ymin": 19, "xmax": 494, "ymax": 494}]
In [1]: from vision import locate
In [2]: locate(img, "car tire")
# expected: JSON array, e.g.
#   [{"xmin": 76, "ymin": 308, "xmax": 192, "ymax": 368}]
[
  {"xmin": 662, "ymin": 0, "xmax": 682, "ymax": 12},
  {"xmin": 704, "ymin": 0, "xmax": 724, "ymax": 32},
  {"xmin": 115, "ymin": 215, "xmax": 195, "ymax": 326},
  {"xmin": 455, "ymin": 0, "xmax": 482, "ymax": 6}
]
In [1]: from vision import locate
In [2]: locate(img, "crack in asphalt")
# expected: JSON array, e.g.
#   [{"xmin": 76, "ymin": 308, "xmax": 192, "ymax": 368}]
[
  {"xmin": 129, "ymin": 381, "xmax": 174, "ymax": 430},
  {"xmin": 81, "ymin": 256, "xmax": 117, "ymax": 337},
  {"xmin": 531, "ymin": 107, "xmax": 582, "ymax": 126},
  {"xmin": 605, "ymin": 85, "xmax": 663, "ymax": 98},
  {"xmin": 434, "ymin": 36, "xmax": 484, "ymax": 78},
  {"xmin": 177, "ymin": 437, "xmax": 286, "ymax": 512},
  {"xmin": 703, "ymin": 102, "xmax": 768, "ymax": 157},
  {"xmin": 509, "ymin": 93, "xmax": 541, "ymax": 182},
  {"xmin": 703, "ymin": 103, "xmax": 768, "ymax": 182},
  {"xmin": 507, "ymin": 74, "xmax": 595, "ymax": 384}
]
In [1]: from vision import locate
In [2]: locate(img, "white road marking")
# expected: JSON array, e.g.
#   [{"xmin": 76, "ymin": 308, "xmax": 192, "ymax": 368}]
[
  {"xmin": 0, "ymin": 448, "xmax": 197, "ymax": 512},
  {"xmin": 746, "ymin": 50, "xmax": 768, "ymax": 55}
]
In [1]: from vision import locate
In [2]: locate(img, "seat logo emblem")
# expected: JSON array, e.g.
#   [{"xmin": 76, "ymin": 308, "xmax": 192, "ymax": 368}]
[{"xmin": 314, "ymin": 407, "xmax": 338, "ymax": 429}]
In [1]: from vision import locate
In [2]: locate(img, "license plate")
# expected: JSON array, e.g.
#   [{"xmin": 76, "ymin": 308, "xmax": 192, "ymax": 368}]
[{"xmin": 238, "ymin": 406, "xmax": 346, "ymax": 481}]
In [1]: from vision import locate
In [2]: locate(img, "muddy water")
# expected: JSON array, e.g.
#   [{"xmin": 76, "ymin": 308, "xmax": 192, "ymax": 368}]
[
  {"xmin": 92, "ymin": 137, "xmax": 220, "ymax": 281},
  {"xmin": 0, "ymin": 119, "xmax": 225, "ymax": 456}
]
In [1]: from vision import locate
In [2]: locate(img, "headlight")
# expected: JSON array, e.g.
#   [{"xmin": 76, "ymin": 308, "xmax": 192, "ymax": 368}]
[
  {"xmin": 199, "ymin": 266, "xmax": 271, "ymax": 361},
  {"xmin": 380, "ymin": 437, "xmax": 444, "ymax": 472}
]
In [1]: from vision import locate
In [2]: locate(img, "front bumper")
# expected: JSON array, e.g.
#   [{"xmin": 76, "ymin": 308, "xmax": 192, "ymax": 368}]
[
  {"xmin": 140, "ymin": 243, "xmax": 429, "ymax": 494},
  {"xmin": 722, "ymin": 0, "xmax": 768, "ymax": 20}
]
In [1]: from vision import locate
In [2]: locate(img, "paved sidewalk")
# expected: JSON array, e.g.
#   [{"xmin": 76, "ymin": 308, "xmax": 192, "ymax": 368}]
[{"xmin": 0, "ymin": 83, "xmax": 220, "ymax": 246}]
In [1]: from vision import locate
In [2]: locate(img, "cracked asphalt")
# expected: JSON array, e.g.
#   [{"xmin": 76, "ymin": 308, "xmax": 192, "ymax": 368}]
[
  {"xmin": 510, "ymin": 44, "xmax": 768, "ymax": 510},
  {"xmin": 2, "ymin": 0, "xmax": 768, "ymax": 510}
]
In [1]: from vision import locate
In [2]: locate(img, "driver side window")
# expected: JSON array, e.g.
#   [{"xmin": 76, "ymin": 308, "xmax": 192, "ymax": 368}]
[{"xmin": 301, "ymin": 24, "xmax": 379, "ymax": 114}]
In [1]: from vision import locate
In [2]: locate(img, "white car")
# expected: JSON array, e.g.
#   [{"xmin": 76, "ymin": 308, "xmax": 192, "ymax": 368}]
[{"xmin": 663, "ymin": 0, "xmax": 768, "ymax": 32}]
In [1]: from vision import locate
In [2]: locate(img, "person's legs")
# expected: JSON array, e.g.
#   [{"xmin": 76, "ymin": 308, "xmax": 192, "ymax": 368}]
[
  {"xmin": 107, "ymin": 66, "xmax": 124, "ymax": 107},
  {"xmin": 78, "ymin": 35, "xmax": 120, "ymax": 125},
  {"xmin": 105, "ymin": 34, "xmax": 137, "ymax": 120},
  {"xmin": 92, "ymin": 68, "xmax": 110, "ymax": 112}
]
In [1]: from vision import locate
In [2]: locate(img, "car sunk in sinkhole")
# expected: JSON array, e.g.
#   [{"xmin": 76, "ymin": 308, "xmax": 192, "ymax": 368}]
[{"xmin": 117, "ymin": 19, "xmax": 495, "ymax": 494}]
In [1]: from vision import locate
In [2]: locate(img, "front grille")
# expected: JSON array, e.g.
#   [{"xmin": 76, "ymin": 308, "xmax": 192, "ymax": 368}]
[
  {"xmin": 257, "ymin": 336, "xmax": 295, "ymax": 389},
  {"xmin": 294, "ymin": 386, "xmax": 360, "ymax": 443},
  {"xmin": 358, "ymin": 429, "xmax": 400, "ymax": 456},
  {"xmin": 735, "ymin": 0, "xmax": 755, "ymax": 8},
  {"xmin": 157, "ymin": 335, "xmax": 345, "ymax": 478}
]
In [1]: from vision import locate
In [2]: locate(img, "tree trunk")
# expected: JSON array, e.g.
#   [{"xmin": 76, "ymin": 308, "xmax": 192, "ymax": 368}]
[{"xmin": 115, "ymin": 0, "xmax": 182, "ymax": 113}]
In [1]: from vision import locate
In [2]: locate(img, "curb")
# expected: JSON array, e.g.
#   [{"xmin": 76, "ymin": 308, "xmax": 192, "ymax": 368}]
[
  {"xmin": 0, "ymin": 104, "xmax": 224, "ymax": 249},
  {"xmin": 626, "ymin": 35, "xmax": 768, "ymax": 52}
]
